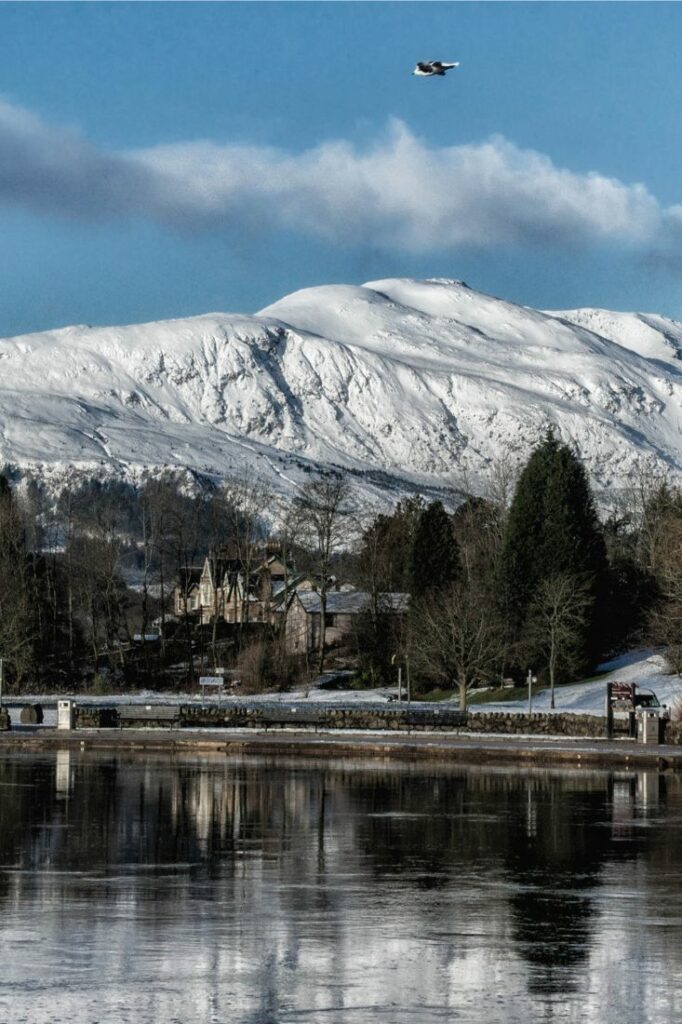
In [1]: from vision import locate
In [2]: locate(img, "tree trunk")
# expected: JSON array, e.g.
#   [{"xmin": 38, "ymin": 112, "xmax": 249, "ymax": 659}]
[{"xmin": 318, "ymin": 587, "xmax": 327, "ymax": 677}]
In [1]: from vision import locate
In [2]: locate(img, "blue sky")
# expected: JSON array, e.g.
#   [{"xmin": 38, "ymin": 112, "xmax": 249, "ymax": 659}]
[{"xmin": 1, "ymin": 1, "xmax": 682, "ymax": 335}]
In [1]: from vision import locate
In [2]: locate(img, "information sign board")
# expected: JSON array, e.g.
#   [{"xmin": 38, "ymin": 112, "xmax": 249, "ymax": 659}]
[{"xmin": 610, "ymin": 682, "xmax": 635, "ymax": 705}]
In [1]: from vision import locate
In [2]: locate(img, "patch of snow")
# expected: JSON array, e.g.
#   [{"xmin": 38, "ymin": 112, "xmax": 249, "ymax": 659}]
[
  {"xmin": 472, "ymin": 649, "xmax": 682, "ymax": 716},
  {"xmin": 12, "ymin": 650, "xmax": 682, "ymax": 726}
]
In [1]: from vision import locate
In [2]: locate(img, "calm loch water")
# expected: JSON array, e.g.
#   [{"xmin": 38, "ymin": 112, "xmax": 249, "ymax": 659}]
[{"xmin": 0, "ymin": 751, "xmax": 681, "ymax": 1024}]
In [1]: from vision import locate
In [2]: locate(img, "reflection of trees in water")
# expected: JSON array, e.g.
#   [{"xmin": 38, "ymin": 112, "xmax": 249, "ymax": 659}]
[
  {"xmin": 3, "ymin": 751, "xmax": 682, "ymax": 1006},
  {"xmin": 0, "ymin": 757, "xmax": 663, "ymax": 883},
  {"xmin": 0, "ymin": 756, "xmax": 55, "ymax": 899},
  {"xmin": 501, "ymin": 772, "xmax": 679, "ymax": 998},
  {"xmin": 351, "ymin": 771, "xmax": 499, "ymax": 887},
  {"xmin": 339, "ymin": 767, "xmax": 676, "ymax": 1001},
  {"xmin": 504, "ymin": 783, "xmax": 614, "ymax": 996}
]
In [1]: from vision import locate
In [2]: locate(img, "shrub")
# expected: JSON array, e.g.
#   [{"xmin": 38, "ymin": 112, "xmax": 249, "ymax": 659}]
[{"xmin": 235, "ymin": 639, "xmax": 307, "ymax": 694}]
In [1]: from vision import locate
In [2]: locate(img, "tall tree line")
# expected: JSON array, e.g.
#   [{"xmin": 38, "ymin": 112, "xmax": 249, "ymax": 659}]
[
  {"xmin": 0, "ymin": 433, "xmax": 681, "ymax": 697},
  {"xmin": 0, "ymin": 473, "xmax": 275, "ymax": 690},
  {"xmin": 355, "ymin": 434, "xmax": 678, "ymax": 708}
]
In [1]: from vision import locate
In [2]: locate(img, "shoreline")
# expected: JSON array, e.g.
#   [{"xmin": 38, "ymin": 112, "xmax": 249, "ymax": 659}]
[{"xmin": 1, "ymin": 726, "xmax": 681, "ymax": 771}]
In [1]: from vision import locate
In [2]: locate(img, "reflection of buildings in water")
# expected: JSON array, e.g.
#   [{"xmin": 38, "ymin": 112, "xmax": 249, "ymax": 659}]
[
  {"xmin": 168, "ymin": 761, "xmax": 354, "ymax": 870},
  {"xmin": 611, "ymin": 770, "xmax": 664, "ymax": 840},
  {"xmin": 171, "ymin": 769, "xmax": 237, "ymax": 846},
  {"xmin": 525, "ymin": 778, "xmax": 539, "ymax": 838},
  {"xmin": 611, "ymin": 772, "xmax": 638, "ymax": 838},
  {"xmin": 636, "ymin": 770, "xmax": 662, "ymax": 811},
  {"xmin": 55, "ymin": 748, "xmax": 72, "ymax": 798}
]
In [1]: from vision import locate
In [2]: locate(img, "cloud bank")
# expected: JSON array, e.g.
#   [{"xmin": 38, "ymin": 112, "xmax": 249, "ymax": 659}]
[{"xmin": 2, "ymin": 96, "xmax": 681, "ymax": 256}]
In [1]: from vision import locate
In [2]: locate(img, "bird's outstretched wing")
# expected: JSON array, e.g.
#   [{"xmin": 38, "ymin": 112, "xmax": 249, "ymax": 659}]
[{"xmin": 414, "ymin": 59, "xmax": 460, "ymax": 76}]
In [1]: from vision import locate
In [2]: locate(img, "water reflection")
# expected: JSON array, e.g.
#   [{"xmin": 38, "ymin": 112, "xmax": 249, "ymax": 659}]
[{"xmin": 0, "ymin": 752, "xmax": 681, "ymax": 1023}]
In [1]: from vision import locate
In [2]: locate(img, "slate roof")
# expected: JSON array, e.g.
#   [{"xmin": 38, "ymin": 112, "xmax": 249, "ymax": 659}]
[{"xmin": 295, "ymin": 591, "xmax": 410, "ymax": 615}]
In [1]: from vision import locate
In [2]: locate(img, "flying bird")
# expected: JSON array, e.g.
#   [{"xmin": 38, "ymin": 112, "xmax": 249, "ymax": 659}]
[{"xmin": 413, "ymin": 60, "xmax": 460, "ymax": 77}]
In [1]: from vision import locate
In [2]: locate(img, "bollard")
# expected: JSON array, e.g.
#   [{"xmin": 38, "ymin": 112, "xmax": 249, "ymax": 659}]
[
  {"xmin": 57, "ymin": 699, "xmax": 75, "ymax": 731},
  {"xmin": 637, "ymin": 709, "xmax": 661, "ymax": 746}
]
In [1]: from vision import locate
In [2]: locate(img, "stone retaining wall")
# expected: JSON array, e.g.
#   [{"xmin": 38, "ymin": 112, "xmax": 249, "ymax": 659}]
[
  {"xmin": 181, "ymin": 705, "xmax": 467, "ymax": 731},
  {"xmin": 75, "ymin": 706, "xmax": 118, "ymax": 729},
  {"xmin": 179, "ymin": 706, "xmax": 607, "ymax": 736},
  {"xmin": 63, "ymin": 703, "xmax": 681, "ymax": 744},
  {"xmin": 465, "ymin": 712, "xmax": 608, "ymax": 738}
]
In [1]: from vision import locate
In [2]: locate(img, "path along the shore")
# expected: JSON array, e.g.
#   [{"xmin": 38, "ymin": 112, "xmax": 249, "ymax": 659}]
[{"xmin": 2, "ymin": 726, "xmax": 681, "ymax": 771}]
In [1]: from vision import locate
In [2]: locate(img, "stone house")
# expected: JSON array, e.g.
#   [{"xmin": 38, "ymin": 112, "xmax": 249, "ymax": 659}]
[
  {"xmin": 173, "ymin": 553, "xmax": 314, "ymax": 627},
  {"xmin": 284, "ymin": 589, "xmax": 410, "ymax": 655}
]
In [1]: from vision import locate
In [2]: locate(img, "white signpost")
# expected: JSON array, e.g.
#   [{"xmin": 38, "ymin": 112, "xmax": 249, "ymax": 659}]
[{"xmin": 199, "ymin": 676, "xmax": 225, "ymax": 706}]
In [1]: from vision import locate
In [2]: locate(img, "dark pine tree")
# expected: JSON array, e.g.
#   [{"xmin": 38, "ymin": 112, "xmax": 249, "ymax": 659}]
[
  {"xmin": 360, "ymin": 495, "xmax": 424, "ymax": 594},
  {"xmin": 410, "ymin": 500, "xmax": 461, "ymax": 598},
  {"xmin": 500, "ymin": 431, "xmax": 608, "ymax": 665},
  {"xmin": 0, "ymin": 474, "xmax": 36, "ymax": 686}
]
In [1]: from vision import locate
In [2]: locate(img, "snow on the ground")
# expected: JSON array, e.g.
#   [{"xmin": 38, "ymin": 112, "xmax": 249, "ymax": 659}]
[
  {"xmin": 10, "ymin": 651, "xmax": 682, "ymax": 725},
  {"xmin": 12, "ymin": 679, "xmax": 399, "ymax": 708},
  {"xmin": 2, "ymin": 277, "xmax": 682, "ymax": 505},
  {"xmin": 472, "ymin": 648, "xmax": 682, "ymax": 716},
  {"xmin": 8, "ymin": 674, "xmax": 407, "ymax": 727}
]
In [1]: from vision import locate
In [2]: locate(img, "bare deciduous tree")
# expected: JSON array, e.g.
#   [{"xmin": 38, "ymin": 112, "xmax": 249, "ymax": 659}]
[
  {"xmin": 485, "ymin": 456, "xmax": 521, "ymax": 528},
  {"xmin": 225, "ymin": 474, "xmax": 270, "ymax": 637},
  {"xmin": 0, "ymin": 480, "xmax": 34, "ymax": 686},
  {"xmin": 525, "ymin": 572, "xmax": 592, "ymax": 708},
  {"xmin": 293, "ymin": 474, "xmax": 355, "ymax": 675},
  {"xmin": 645, "ymin": 500, "xmax": 682, "ymax": 673},
  {"xmin": 410, "ymin": 581, "xmax": 504, "ymax": 710}
]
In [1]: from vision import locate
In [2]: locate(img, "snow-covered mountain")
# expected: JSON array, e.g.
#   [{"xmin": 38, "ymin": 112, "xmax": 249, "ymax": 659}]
[{"xmin": 2, "ymin": 276, "xmax": 682, "ymax": 502}]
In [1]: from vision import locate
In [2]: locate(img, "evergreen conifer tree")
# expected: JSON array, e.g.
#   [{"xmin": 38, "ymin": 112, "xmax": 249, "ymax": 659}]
[
  {"xmin": 410, "ymin": 500, "xmax": 460, "ymax": 597},
  {"xmin": 0, "ymin": 474, "xmax": 35, "ymax": 686},
  {"xmin": 360, "ymin": 496, "xmax": 424, "ymax": 594},
  {"xmin": 500, "ymin": 431, "xmax": 607, "ymax": 667}
]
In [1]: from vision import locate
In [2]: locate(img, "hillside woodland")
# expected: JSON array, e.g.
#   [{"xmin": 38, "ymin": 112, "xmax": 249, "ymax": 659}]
[{"xmin": 0, "ymin": 435, "xmax": 679, "ymax": 703}]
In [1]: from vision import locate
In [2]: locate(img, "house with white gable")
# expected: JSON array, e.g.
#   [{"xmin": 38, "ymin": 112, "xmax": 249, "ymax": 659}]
[{"xmin": 173, "ymin": 552, "xmax": 315, "ymax": 626}]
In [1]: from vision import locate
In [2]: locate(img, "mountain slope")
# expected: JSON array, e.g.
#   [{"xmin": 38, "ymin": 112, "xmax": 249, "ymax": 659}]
[{"xmin": 1, "ymin": 277, "xmax": 682, "ymax": 500}]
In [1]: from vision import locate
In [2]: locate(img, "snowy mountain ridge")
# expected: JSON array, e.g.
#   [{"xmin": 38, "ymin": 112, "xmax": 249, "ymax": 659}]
[{"xmin": 2, "ymin": 276, "xmax": 682, "ymax": 502}]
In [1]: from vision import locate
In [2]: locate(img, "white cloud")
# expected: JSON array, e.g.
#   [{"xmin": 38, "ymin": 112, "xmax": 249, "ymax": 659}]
[
  {"xmin": 0, "ymin": 98, "xmax": 155, "ymax": 219},
  {"xmin": 0, "ymin": 97, "xmax": 674, "ymax": 255}
]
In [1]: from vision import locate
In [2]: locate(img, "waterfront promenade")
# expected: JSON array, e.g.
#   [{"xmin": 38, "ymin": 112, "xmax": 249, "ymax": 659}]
[{"xmin": 2, "ymin": 724, "xmax": 682, "ymax": 771}]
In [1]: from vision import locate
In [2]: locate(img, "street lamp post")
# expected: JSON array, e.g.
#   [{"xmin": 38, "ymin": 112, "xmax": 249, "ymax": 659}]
[
  {"xmin": 392, "ymin": 653, "xmax": 411, "ymax": 703},
  {"xmin": 527, "ymin": 668, "xmax": 535, "ymax": 715}
]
